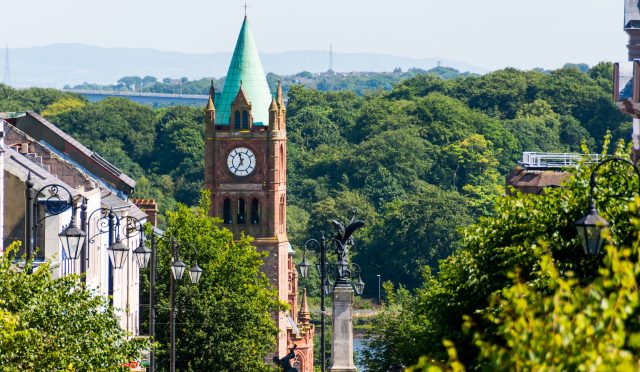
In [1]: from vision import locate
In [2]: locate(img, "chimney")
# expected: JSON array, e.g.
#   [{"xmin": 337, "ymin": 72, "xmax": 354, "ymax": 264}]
[{"xmin": 132, "ymin": 198, "xmax": 159, "ymax": 227}]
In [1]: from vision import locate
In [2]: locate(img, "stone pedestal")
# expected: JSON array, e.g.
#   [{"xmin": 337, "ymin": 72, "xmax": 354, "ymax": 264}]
[{"xmin": 329, "ymin": 284, "xmax": 357, "ymax": 372}]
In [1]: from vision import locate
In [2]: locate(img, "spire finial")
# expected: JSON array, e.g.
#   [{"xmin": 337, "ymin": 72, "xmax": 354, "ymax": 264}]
[{"xmin": 242, "ymin": 1, "xmax": 249, "ymax": 17}]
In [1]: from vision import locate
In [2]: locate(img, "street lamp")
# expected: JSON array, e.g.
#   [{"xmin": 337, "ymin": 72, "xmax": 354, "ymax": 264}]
[
  {"xmin": 170, "ymin": 257, "xmax": 187, "ymax": 280},
  {"xmin": 58, "ymin": 212, "xmax": 86, "ymax": 260},
  {"xmin": 298, "ymin": 217, "xmax": 366, "ymax": 372},
  {"xmin": 24, "ymin": 175, "xmax": 80, "ymax": 273},
  {"xmin": 189, "ymin": 262, "xmax": 203, "ymax": 284},
  {"xmin": 133, "ymin": 239, "xmax": 152, "ymax": 269},
  {"xmin": 299, "ymin": 249, "xmax": 312, "ymax": 279},
  {"xmin": 574, "ymin": 157, "xmax": 640, "ymax": 255},
  {"xmin": 108, "ymin": 240, "xmax": 129, "ymax": 270},
  {"xmin": 574, "ymin": 200, "xmax": 609, "ymax": 255},
  {"xmin": 138, "ymin": 234, "xmax": 203, "ymax": 372},
  {"xmin": 353, "ymin": 274, "xmax": 365, "ymax": 296}
]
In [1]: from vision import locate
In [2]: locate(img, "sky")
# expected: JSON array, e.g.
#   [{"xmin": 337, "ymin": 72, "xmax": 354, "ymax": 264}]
[{"xmin": 0, "ymin": 0, "xmax": 630, "ymax": 70}]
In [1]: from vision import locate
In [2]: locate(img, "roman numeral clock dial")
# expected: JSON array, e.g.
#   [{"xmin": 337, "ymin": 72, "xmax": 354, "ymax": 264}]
[{"xmin": 227, "ymin": 147, "xmax": 256, "ymax": 177}]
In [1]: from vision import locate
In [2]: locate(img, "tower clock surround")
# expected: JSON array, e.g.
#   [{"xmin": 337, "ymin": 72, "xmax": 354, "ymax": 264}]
[{"xmin": 226, "ymin": 146, "xmax": 257, "ymax": 177}]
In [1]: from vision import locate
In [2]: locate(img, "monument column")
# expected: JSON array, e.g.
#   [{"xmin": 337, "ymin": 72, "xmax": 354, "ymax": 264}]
[{"xmin": 330, "ymin": 283, "xmax": 357, "ymax": 372}]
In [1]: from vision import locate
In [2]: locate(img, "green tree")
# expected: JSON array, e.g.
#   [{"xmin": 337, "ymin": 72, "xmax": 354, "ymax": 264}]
[
  {"xmin": 360, "ymin": 182, "xmax": 473, "ymax": 291},
  {"xmin": 364, "ymin": 140, "xmax": 639, "ymax": 370},
  {"xmin": 0, "ymin": 243, "xmax": 146, "ymax": 370},
  {"xmin": 147, "ymin": 191, "xmax": 282, "ymax": 371}
]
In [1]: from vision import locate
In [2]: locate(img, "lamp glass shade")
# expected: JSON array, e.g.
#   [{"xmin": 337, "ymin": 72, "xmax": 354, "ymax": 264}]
[
  {"xmin": 354, "ymin": 277, "xmax": 365, "ymax": 295},
  {"xmin": 323, "ymin": 278, "xmax": 333, "ymax": 295},
  {"xmin": 316, "ymin": 262, "xmax": 322, "ymax": 275},
  {"xmin": 171, "ymin": 258, "xmax": 187, "ymax": 280},
  {"xmin": 337, "ymin": 260, "xmax": 349, "ymax": 278},
  {"xmin": 58, "ymin": 222, "xmax": 86, "ymax": 260},
  {"xmin": 189, "ymin": 263, "xmax": 203, "ymax": 284},
  {"xmin": 299, "ymin": 255, "xmax": 312, "ymax": 278},
  {"xmin": 108, "ymin": 240, "xmax": 129, "ymax": 269},
  {"xmin": 574, "ymin": 203, "xmax": 610, "ymax": 256},
  {"xmin": 133, "ymin": 240, "xmax": 152, "ymax": 269}
]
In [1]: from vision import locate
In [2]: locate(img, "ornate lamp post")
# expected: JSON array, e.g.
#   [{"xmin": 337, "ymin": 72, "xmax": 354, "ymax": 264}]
[
  {"xmin": 298, "ymin": 217, "xmax": 366, "ymax": 372},
  {"xmin": 133, "ymin": 233, "xmax": 202, "ymax": 372},
  {"xmin": 574, "ymin": 157, "xmax": 640, "ymax": 255},
  {"xmin": 24, "ymin": 174, "xmax": 87, "ymax": 274}
]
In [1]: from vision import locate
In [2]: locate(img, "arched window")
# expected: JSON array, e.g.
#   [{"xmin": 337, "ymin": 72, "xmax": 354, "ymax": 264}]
[
  {"xmin": 242, "ymin": 111, "xmax": 249, "ymax": 129},
  {"xmin": 237, "ymin": 198, "xmax": 246, "ymax": 224},
  {"xmin": 234, "ymin": 111, "xmax": 241, "ymax": 130},
  {"xmin": 251, "ymin": 198, "xmax": 260, "ymax": 224},
  {"xmin": 280, "ymin": 144, "xmax": 285, "ymax": 181},
  {"xmin": 279, "ymin": 195, "xmax": 285, "ymax": 233},
  {"xmin": 223, "ymin": 198, "xmax": 232, "ymax": 224}
]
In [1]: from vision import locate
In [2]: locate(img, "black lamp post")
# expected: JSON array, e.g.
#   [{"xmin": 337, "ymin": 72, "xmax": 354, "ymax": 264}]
[
  {"xmin": 133, "ymin": 233, "xmax": 203, "ymax": 372},
  {"xmin": 24, "ymin": 174, "xmax": 87, "ymax": 274},
  {"xmin": 574, "ymin": 157, "xmax": 640, "ymax": 255},
  {"xmin": 298, "ymin": 217, "xmax": 366, "ymax": 372}
]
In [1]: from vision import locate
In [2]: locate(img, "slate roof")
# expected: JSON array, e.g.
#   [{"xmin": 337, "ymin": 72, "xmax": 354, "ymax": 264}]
[
  {"xmin": 4, "ymin": 146, "xmax": 81, "ymax": 199},
  {"xmin": 215, "ymin": 17, "xmax": 273, "ymax": 126},
  {"xmin": 10, "ymin": 111, "xmax": 135, "ymax": 196}
]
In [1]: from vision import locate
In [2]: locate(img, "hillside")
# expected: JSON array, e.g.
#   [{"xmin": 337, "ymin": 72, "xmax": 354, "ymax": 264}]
[
  {"xmin": 4, "ymin": 43, "xmax": 486, "ymax": 88},
  {"xmin": 0, "ymin": 63, "xmax": 626, "ymax": 296}
]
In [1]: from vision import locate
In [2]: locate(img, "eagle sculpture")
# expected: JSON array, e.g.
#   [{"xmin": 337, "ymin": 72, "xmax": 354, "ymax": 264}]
[{"xmin": 331, "ymin": 218, "xmax": 365, "ymax": 247}]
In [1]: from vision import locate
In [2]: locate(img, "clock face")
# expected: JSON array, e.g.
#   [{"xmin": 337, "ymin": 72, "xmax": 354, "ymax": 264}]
[{"xmin": 227, "ymin": 147, "xmax": 256, "ymax": 176}]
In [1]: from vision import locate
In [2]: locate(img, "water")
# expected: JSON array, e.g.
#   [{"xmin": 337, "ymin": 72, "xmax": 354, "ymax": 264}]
[{"xmin": 353, "ymin": 336, "xmax": 368, "ymax": 371}]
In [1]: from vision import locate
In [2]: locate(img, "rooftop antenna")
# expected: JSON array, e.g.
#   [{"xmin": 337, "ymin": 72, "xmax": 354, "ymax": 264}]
[
  {"xmin": 329, "ymin": 43, "xmax": 334, "ymax": 72},
  {"xmin": 3, "ymin": 44, "xmax": 10, "ymax": 86}
]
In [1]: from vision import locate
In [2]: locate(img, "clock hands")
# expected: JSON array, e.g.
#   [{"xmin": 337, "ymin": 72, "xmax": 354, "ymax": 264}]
[{"xmin": 228, "ymin": 148, "xmax": 255, "ymax": 176}]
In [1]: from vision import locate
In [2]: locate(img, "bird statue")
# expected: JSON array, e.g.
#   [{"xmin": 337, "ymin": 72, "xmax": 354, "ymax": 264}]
[{"xmin": 331, "ymin": 218, "xmax": 365, "ymax": 247}]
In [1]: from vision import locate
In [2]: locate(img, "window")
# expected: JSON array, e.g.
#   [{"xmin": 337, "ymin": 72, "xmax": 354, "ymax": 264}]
[
  {"xmin": 242, "ymin": 111, "xmax": 249, "ymax": 129},
  {"xmin": 251, "ymin": 199, "xmax": 260, "ymax": 224},
  {"xmin": 280, "ymin": 144, "xmax": 285, "ymax": 180},
  {"xmin": 237, "ymin": 199, "xmax": 246, "ymax": 224},
  {"xmin": 223, "ymin": 199, "xmax": 232, "ymax": 224},
  {"xmin": 234, "ymin": 111, "xmax": 241, "ymax": 130},
  {"xmin": 279, "ymin": 195, "xmax": 285, "ymax": 233}
]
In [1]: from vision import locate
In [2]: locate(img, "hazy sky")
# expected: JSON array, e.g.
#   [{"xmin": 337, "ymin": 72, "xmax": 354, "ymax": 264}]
[{"xmin": 1, "ymin": 0, "xmax": 630, "ymax": 70}]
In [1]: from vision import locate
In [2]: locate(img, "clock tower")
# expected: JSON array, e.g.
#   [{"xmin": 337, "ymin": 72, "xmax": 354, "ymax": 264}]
[{"xmin": 204, "ymin": 16, "xmax": 292, "ymax": 358}]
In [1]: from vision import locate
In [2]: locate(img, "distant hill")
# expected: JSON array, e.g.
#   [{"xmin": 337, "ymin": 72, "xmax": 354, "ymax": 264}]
[{"xmin": 4, "ymin": 43, "xmax": 488, "ymax": 88}]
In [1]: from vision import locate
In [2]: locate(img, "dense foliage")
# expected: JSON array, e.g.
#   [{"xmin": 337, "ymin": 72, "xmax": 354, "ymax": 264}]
[
  {"xmin": 364, "ymin": 142, "xmax": 640, "ymax": 370},
  {"xmin": 0, "ymin": 243, "xmax": 146, "ymax": 370},
  {"xmin": 142, "ymin": 192, "xmax": 282, "ymax": 371},
  {"xmin": 0, "ymin": 62, "xmax": 629, "ymax": 294}
]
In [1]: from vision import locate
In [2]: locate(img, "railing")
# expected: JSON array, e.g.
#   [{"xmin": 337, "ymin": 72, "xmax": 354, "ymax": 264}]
[{"xmin": 519, "ymin": 152, "xmax": 602, "ymax": 169}]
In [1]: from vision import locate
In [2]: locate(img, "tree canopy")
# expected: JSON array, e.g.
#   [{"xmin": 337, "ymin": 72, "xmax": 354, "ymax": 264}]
[
  {"xmin": 0, "ymin": 243, "xmax": 146, "ymax": 370},
  {"xmin": 0, "ymin": 62, "xmax": 629, "ymax": 293},
  {"xmin": 142, "ymin": 192, "xmax": 282, "ymax": 371}
]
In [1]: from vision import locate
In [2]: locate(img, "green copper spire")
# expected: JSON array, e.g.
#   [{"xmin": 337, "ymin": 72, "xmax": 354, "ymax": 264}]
[{"xmin": 216, "ymin": 16, "xmax": 272, "ymax": 126}]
